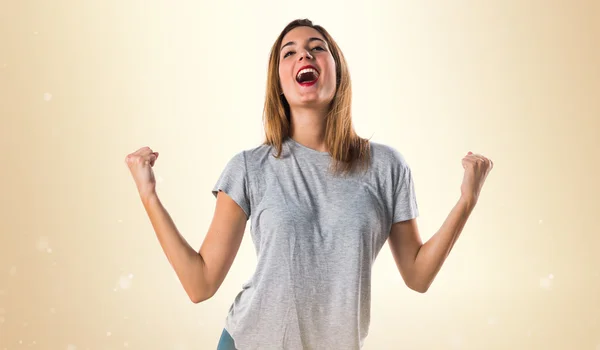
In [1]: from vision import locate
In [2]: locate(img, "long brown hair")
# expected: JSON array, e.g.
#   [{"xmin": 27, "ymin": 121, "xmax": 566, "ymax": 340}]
[{"xmin": 262, "ymin": 18, "xmax": 371, "ymax": 177}]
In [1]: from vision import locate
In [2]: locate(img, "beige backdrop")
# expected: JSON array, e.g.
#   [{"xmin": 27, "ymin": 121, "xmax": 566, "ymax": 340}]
[{"xmin": 1, "ymin": 0, "xmax": 599, "ymax": 349}]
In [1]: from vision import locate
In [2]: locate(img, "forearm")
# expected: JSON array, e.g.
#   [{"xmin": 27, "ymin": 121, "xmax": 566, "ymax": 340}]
[
  {"xmin": 412, "ymin": 195, "xmax": 476, "ymax": 291},
  {"xmin": 141, "ymin": 193, "xmax": 211, "ymax": 303}
]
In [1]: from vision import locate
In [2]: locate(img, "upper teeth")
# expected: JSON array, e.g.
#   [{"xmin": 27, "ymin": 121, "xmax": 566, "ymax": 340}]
[{"xmin": 297, "ymin": 68, "xmax": 319, "ymax": 79}]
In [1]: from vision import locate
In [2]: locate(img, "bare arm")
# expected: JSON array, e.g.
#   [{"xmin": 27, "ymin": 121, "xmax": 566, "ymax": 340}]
[
  {"xmin": 199, "ymin": 190, "xmax": 248, "ymax": 299},
  {"xmin": 388, "ymin": 196, "xmax": 475, "ymax": 293},
  {"xmin": 141, "ymin": 190, "xmax": 246, "ymax": 303}
]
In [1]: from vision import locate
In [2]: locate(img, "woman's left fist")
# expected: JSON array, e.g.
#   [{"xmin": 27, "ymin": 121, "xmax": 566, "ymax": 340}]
[{"xmin": 460, "ymin": 151, "xmax": 493, "ymax": 205}]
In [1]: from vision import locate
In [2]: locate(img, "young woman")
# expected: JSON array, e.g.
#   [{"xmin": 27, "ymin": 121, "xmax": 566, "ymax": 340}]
[{"xmin": 125, "ymin": 18, "xmax": 493, "ymax": 350}]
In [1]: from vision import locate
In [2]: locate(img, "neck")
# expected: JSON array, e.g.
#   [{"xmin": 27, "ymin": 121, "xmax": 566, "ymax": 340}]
[{"xmin": 288, "ymin": 105, "xmax": 329, "ymax": 153}]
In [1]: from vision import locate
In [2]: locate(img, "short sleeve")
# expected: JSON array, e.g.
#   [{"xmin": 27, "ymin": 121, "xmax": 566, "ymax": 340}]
[
  {"xmin": 391, "ymin": 151, "xmax": 419, "ymax": 224},
  {"xmin": 211, "ymin": 151, "xmax": 251, "ymax": 220}
]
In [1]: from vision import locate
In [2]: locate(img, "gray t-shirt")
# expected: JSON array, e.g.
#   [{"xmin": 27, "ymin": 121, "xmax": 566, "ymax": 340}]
[{"xmin": 211, "ymin": 136, "xmax": 419, "ymax": 350}]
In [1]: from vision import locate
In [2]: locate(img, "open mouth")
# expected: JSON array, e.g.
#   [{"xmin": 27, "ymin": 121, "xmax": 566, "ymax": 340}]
[{"xmin": 296, "ymin": 66, "xmax": 320, "ymax": 86}]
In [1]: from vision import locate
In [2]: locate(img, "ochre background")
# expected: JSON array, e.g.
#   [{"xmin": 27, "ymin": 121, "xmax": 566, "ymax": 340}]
[{"xmin": 1, "ymin": 1, "xmax": 599, "ymax": 349}]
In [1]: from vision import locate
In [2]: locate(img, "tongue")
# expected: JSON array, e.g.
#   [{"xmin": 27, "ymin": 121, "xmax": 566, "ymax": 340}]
[{"xmin": 298, "ymin": 72, "xmax": 317, "ymax": 83}]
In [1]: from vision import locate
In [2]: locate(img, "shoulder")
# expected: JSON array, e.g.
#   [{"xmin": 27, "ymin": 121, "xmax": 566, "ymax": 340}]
[
  {"xmin": 241, "ymin": 142, "xmax": 276, "ymax": 163},
  {"xmin": 368, "ymin": 140, "xmax": 411, "ymax": 170},
  {"xmin": 224, "ymin": 142, "xmax": 276, "ymax": 169}
]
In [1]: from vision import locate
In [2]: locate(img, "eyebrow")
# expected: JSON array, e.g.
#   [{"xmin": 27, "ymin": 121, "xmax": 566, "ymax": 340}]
[{"xmin": 280, "ymin": 37, "xmax": 326, "ymax": 52}]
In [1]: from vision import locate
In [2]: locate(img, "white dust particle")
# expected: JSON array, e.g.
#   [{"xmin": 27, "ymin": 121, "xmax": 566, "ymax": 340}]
[
  {"xmin": 106, "ymin": 331, "xmax": 112, "ymax": 336},
  {"xmin": 118, "ymin": 273, "xmax": 134, "ymax": 290},
  {"xmin": 124, "ymin": 342, "xmax": 129, "ymax": 347},
  {"xmin": 33, "ymin": 31, "xmax": 39, "ymax": 35},
  {"xmin": 117, "ymin": 219, "xmax": 123, "ymax": 223},
  {"xmin": 36, "ymin": 237, "xmax": 50, "ymax": 252},
  {"xmin": 43, "ymin": 93, "xmax": 52, "ymax": 101},
  {"xmin": 538, "ymin": 219, "xmax": 543, "ymax": 224},
  {"xmin": 0, "ymin": 316, "xmax": 5, "ymax": 324},
  {"xmin": 539, "ymin": 273, "xmax": 555, "ymax": 288},
  {"xmin": 487, "ymin": 316, "xmax": 497, "ymax": 325},
  {"xmin": 67, "ymin": 345, "xmax": 77, "ymax": 350},
  {"xmin": 9, "ymin": 266, "xmax": 17, "ymax": 276},
  {"xmin": 50, "ymin": 308, "xmax": 56, "ymax": 313}
]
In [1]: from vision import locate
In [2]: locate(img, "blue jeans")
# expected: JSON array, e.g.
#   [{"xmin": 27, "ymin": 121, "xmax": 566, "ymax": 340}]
[{"xmin": 216, "ymin": 328, "xmax": 237, "ymax": 350}]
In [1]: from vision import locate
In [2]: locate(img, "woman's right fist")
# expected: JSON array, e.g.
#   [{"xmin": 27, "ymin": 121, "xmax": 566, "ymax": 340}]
[{"xmin": 125, "ymin": 147, "xmax": 159, "ymax": 199}]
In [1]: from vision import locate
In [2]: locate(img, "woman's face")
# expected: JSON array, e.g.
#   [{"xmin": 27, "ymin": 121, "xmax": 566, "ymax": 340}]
[{"xmin": 278, "ymin": 26, "xmax": 337, "ymax": 108}]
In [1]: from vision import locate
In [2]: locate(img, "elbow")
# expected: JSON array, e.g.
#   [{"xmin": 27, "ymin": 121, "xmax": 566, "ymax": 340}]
[
  {"xmin": 406, "ymin": 278, "xmax": 431, "ymax": 294},
  {"xmin": 188, "ymin": 283, "xmax": 215, "ymax": 304},
  {"xmin": 190, "ymin": 292, "xmax": 206, "ymax": 304},
  {"xmin": 189, "ymin": 290, "xmax": 212, "ymax": 304},
  {"xmin": 190, "ymin": 295, "xmax": 207, "ymax": 304},
  {"xmin": 412, "ymin": 285, "xmax": 429, "ymax": 294}
]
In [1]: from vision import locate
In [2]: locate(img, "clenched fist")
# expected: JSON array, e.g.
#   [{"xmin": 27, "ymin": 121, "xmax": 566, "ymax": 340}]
[
  {"xmin": 125, "ymin": 147, "xmax": 159, "ymax": 199},
  {"xmin": 460, "ymin": 151, "xmax": 493, "ymax": 205}
]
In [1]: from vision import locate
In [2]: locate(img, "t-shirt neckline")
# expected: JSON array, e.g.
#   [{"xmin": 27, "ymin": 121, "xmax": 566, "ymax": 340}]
[{"xmin": 286, "ymin": 137, "xmax": 331, "ymax": 157}]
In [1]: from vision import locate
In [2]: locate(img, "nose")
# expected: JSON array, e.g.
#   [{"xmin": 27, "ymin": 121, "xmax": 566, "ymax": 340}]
[{"xmin": 299, "ymin": 50, "xmax": 313, "ymax": 61}]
